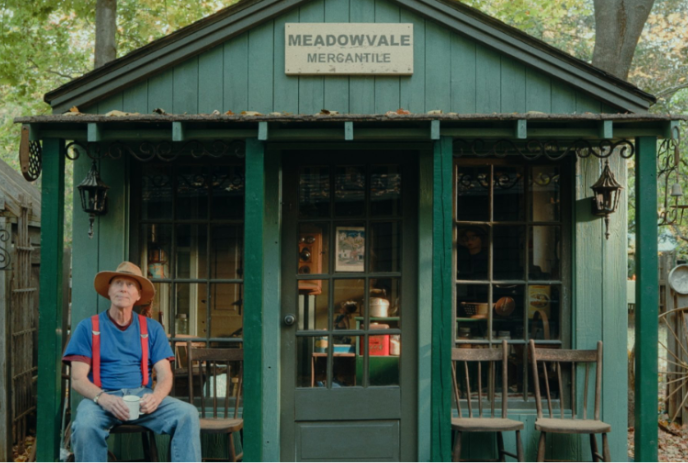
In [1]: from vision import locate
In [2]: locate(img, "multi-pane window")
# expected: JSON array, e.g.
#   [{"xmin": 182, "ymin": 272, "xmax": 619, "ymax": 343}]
[
  {"xmin": 454, "ymin": 159, "xmax": 570, "ymax": 400},
  {"xmin": 132, "ymin": 160, "xmax": 245, "ymax": 346}
]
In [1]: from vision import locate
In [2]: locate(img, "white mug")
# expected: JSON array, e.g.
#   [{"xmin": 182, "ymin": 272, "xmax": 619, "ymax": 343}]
[{"xmin": 122, "ymin": 395, "xmax": 141, "ymax": 420}]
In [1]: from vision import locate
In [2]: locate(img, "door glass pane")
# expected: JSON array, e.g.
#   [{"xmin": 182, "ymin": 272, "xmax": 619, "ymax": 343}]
[
  {"xmin": 151, "ymin": 282, "xmax": 170, "ymax": 330},
  {"xmin": 456, "ymin": 166, "xmax": 490, "ymax": 221},
  {"xmin": 530, "ymin": 165, "xmax": 560, "ymax": 222},
  {"xmin": 369, "ymin": 278, "xmax": 400, "ymax": 327},
  {"xmin": 211, "ymin": 225, "xmax": 243, "ymax": 280},
  {"xmin": 177, "ymin": 166, "xmax": 209, "ymax": 220},
  {"xmin": 370, "ymin": 222, "xmax": 401, "ymax": 273},
  {"xmin": 299, "ymin": 166, "xmax": 330, "ymax": 218},
  {"xmin": 370, "ymin": 165, "xmax": 402, "ymax": 216},
  {"xmin": 175, "ymin": 283, "xmax": 207, "ymax": 337},
  {"xmin": 176, "ymin": 225, "xmax": 208, "ymax": 279},
  {"xmin": 335, "ymin": 224, "xmax": 366, "ymax": 273},
  {"xmin": 333, "ymin": 335, "xmax": 358, "ymax": 387},
  {"xmin": 211, "ymin": 164, "xmax": 245, "ymax": 220},
  {"xmin": 493, "ymin": 226, "xmax": 525, "ymax": 280},
  {"xmin": 209, "ymin": 284, "xmax": 243, "ymax": 338},
  {"xmin": 456, "ymin": 225, "xmax": 489, "ymax": 281},
  {"xmin": 141, "ymin": 164, "xmax": 173, "ymax": 220},
  {"xmin": 528, "ymin": 285, "xmax": 560, "ymax": 340},
  {"xmin": 334, "ymin": 279, "xmax": 364, "ymax": 329},
  {"xmin": 493, "ymin": 166, "xmax": 524, "ymax": 221},
  {"xmin": 457, "ymin": 284, "xmax": 490, "ymax": 319},
  {"xmin": 141, "ymin": 224, "xmax": 172, "ymax": 280},
  {"xmin": 493, "ymin": 284, "xmax": 525, "ymax": 340},
  {"xmin": 298, "ymin": 223, "xmax": 329, "ymax": 277},
  {"xmin": 529, "ymin": 226, "xmax": 561, "ymax": 280},
  {"xmin": 297, "ymin": 336, "xmax": 329, "ymax": 388},
  {"xmin": 368, "ymin": 332, "xmax": 399, "ymax": 386},
  {"xmin": 335, "ymin": 166, "xmax": 365, "ymax": 217},
  {"xmin": 298, "ymin": 282, "xmax": 329, "ymax": 331}
]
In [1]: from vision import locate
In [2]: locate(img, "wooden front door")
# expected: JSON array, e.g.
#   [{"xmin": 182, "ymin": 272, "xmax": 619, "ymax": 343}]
[{"xmin": 280, "ymin": 151, "xmax": 419, "ymax": 461}]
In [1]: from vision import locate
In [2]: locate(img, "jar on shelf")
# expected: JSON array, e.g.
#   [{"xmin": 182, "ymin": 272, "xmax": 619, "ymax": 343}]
[{"xmin": 175, "ymin": 314, "xmax": 188, "ymax": 335}]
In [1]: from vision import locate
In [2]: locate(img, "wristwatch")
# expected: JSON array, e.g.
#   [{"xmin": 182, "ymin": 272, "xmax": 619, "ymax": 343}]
[{"xmin": 93, "ymin": 391, "xmax": 105, "ymax": 404}]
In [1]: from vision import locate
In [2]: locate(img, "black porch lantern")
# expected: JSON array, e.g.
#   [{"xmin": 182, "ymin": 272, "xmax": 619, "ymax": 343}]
[
  {"xmin": 77, "ymin": 161, "xmax": 110, "ymax": 238},
  {"xmin": 591, "ymin": 160, "xmax": 623, "ymax": 240}
]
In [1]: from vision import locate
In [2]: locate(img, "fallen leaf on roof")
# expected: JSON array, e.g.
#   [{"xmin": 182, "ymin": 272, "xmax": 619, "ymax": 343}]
[
  {"xmin": 225, "ymin": 110, "xmax": 234, "ymax": 115},
  {"xmin": 241, "ymin": 111, "xmax": 262, "ymax": 116},
  {"xmin": 396, "ymin": 108, "xmax": 411, "ymax": 115},
  {"xmin": 318, "ymin": 109, "xmax": 339, "ymax": 115},
  {"xmin": 105, "ymin": 110, "xmax": 140, "ymax": 117},
  {"xmin": 526, "ymin": 111, "xmax": 547, "ymax": 115},
  {"xmin": 153, "ymin": 108, "xmax": 167, "ymax": 115},
  {"xmin": 211, "ymin": 110, "xmax": 221, "ymax": 115},
  {"xmin": 427, "ymin": 109, "xmax": 443, "ymax": 115},
  {"xmin": 69, "ymin": 106, "xmax": 80, "ymax": 113}
]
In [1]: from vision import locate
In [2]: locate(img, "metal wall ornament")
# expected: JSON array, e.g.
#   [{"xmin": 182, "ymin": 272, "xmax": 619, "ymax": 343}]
[
  {"xmin": 591, "ymin": 160, "xmax": 624, "ymax": 240},
  {"xmin": 0, "ymin": 229, "xmax": 10, "ymax": 271},
  {"xmin": 77, "ymin": 161, "xmax": 110, "ymax": 239},
  {"xmin": 18, "ymin": 126, "xmax": 42, "ymax": 182},
  {"xmin": 453, "ymin": 138, "xmax": 635, "ymax": 161},
  {"xmin": 65, "ymin": 140, "xmax": 246, "ymax": 163},
  {"xmin": 657, "ymin": 125, "xmax": 686, "ymax": 226}
]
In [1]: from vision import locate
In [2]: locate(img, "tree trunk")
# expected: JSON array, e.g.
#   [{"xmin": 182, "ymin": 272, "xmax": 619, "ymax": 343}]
[
  {"xmin": 591, "ymin": 0, "xmax": 655, "ymax": 81},
  {"xmin": 94, "ymin": 0, "xmax": 117, "ymax": 69}
]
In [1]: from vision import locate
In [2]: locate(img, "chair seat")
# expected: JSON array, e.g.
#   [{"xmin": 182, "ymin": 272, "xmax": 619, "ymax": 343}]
[
  {"xmin": 535, "ymin": 418, "xmax": 611, "ymax": 434},
  {"xmin": 452, "ymin": 417, "xmax": 524, "ymax": 432},
  {"xmin": 200, "ymin": 417, "xmax": 244, "ymax": 434}
]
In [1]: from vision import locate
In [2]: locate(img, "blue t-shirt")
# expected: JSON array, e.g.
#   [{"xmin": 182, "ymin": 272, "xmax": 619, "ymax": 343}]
[{"xmin": 63, "ymin": 311, "xmax": 173, "ymax": 390}]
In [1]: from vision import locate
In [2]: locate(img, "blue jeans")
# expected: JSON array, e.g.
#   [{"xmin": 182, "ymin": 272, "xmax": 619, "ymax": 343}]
[{"xmin": 71, "ymin": 387, "xmax": 201, "ymax": 462}]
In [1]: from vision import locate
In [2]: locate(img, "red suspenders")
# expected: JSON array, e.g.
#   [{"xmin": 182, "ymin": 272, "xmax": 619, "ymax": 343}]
[{"xmin": 91, "ymin": 314, "xmax": 150, "ymax": 388}]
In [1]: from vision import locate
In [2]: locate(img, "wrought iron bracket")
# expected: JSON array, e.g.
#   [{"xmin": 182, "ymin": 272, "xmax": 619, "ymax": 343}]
[
  {"xmin": 658, "ymin": 124, "xmax": 684, "ymax": 226},
  {"xmin": 0, "ymin": 229, "xmax": 10, "ymax": 271},
  {"xmin": 453, "ymin": 138, "xmax": 635, "ymax": 161},
  {"xmin": 65, "ymin": 139, "xmax": 246, "ymax": 162}
]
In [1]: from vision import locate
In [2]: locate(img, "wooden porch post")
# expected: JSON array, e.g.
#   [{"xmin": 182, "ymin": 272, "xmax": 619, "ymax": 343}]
[
  {"xmin": 36, "ymin": 139, "xmax": 65, "ymax": 462},
  {"xmin": 431, "ymin": 137, "xmax": 453, "ymax": 461},
  {"xmin": 634, "ymin": 136, "xmax": 658, "ymax": 462},
  {"xmin": 244, "ymin": 138, "xmax": 264, "ymax": 462}
]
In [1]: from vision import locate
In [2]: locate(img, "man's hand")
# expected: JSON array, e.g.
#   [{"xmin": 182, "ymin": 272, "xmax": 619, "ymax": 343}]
[
  {"xmin": 98, "ymin": 394, "xmax": 131, "ymax": 421},
  {"xmin": 140, "ymin": 393, "xmax": 163, "ymax": 414}
]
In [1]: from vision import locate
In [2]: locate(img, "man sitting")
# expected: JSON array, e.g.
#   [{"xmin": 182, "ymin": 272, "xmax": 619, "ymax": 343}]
[{"xmin": 63, "ymin": 261, "xmax": 201, "ymax": 462}]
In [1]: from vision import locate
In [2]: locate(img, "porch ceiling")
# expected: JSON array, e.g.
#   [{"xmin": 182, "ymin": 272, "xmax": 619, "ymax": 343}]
[{"xmin": 14, "ymin": 112, "xmax": 686, "ymax": 142}]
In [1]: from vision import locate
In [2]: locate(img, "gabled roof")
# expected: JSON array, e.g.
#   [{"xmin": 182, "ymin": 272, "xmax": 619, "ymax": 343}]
[{"xmin": 45, "ymin": 0, "xmax": 656, "ymax": 113}]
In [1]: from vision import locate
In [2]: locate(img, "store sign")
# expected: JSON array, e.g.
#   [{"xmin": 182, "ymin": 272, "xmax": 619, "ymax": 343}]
[{"xmin": 285, "ymin": 23, "xmax": 413, "ymax": 75}]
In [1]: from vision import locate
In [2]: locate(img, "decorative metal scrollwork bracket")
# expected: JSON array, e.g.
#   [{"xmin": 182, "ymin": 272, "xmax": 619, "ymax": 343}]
[
  {"xmin": 65, "ymin": 140, "xmax": 246, "ymax": 162},
  {"xmin": 19, "ymin": 125, "xmax": 42, "ymax": 181},
  {"xmin": 658, "ymin": 124, "xmax": 684, "ymax": 226},
  {"xmin": 0, "ymin": 229, "xmax": 10, "ymax": 271},
  {"xmin": 453, "ymin": 138, "xmax": 635, "ymax": 161}
]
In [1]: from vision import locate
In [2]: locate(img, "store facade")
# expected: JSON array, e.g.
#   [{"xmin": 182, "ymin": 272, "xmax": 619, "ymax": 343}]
[{"xmin": 18, "ymin": 0, "xmax": 680, "ymax": 460}]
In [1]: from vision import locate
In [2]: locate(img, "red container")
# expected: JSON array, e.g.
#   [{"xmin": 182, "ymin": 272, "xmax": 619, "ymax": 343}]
[{"xmin": 361, "ymin": 323, "xmax": 390, "ymax": 356}]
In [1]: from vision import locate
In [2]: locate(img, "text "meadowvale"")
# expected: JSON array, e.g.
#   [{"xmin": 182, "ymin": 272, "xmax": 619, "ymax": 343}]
[{"xmin": 288, "ymin": 34, "xmax": 412, "ymax": 47}]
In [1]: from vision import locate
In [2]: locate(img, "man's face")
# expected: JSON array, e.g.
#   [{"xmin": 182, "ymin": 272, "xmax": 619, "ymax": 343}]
[
  {"xmin": 464, "ymin": 231, "xmax": 482, "ymax": 255},
  {"xmin": 108, "ymin": 276, "xmax": 142, "ymax": 308}
]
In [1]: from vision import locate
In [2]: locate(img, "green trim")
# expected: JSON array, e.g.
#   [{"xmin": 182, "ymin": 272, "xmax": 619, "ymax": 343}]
[
  {"xmin": 87, "ymin": 123, "xmax": 102, "ymax": 142},
  {"xmin": 431, "ymin": 120, "xmax": 441, "ymax": 140},
  {"xmin": 345, "ymin": 121, "xmax": 354, "ymax": 140},
  {"xmin": 244, "ymin": 138, "xmax": 265, "ymax": 462},
  {"xmin": 258, "ymin": 122, "xmax": 269, "ymax": 141},
  {"xmin": 515, "ymin": 120, "xmax": 527, "ymax": 139},
  {"xmin": 172, "ymin": 121, "xmax": 186, "ymax": 141},
  {"xmin": 262, "ymin": 148, "xmax": 281, "ymax": 460},
  {"xmin": 634, "ymin": 136, "xmax": 658, "ymax": 462},
  {"xmin": 431, "ymin": 137, "xmax": 453, "ymax": 461},
  {"xmin": 36, "ymin": 139, "xmax": 65, "ymax": 463},
  {"xmin": 418, "ymin": 149, "xmax": 433, "ymax": 461},
  {"xmin": 598, "ymin": 121, "xmax": 613, "ymax": 139}
]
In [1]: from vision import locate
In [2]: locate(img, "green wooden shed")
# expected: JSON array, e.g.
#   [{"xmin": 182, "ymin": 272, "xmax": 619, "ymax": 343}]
[{"xmin": 16, "ymin": 0, "xmax": 683, "ymax": 460}]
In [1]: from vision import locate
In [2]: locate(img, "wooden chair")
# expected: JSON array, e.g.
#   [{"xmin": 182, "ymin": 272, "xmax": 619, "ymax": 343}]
[
  {"xmin": 451, "ymin": 340, "xmax": 524, "ymax": 462},
  {"xmin": 528, "ymin": 340, "xmax": 611, "ymax": 462},
  {"xmin": 109, "ymin": 425, "xmax": 159, "ymax": 462},
  {"xmin": 188, "ymin": 343, "xmax": 244, "ymax": 462}
]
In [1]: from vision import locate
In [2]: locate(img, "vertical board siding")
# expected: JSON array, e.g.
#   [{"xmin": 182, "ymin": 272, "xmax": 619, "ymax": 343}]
[
  {"xmin": 323, "ymin": 0, "xmax": 350, "ymax": 113},
  {"xmin": 602, "ymin": 154, "xmax": 628, "ymax": 461},
  {"xmin": 147, "ymin": 69, "xmax": 174, "ymax": 113},
  {"xmin": 297, "ymin": 0, "xmax": 325, "ymax": 114},
  {"xmin": 450, "ymin": 34, "xmax": 476, "ymax": 113},
  {"xmin": 122, "ymin": 81, "xmax": 148, "ymax": 114},
  {"xmin": 399, "ymin": 10, "xmax": 425, "ymax": 113},
  {"xmin": 525, "ymin": 68, "xmax": 551, "ymax": 112},
  {"xmin": 224, "ymin": 33, "xmax": 249, "ymax": 113},
  {"xmin": 424, "ymin": 20, "xmax": 451, "ymax": 113},
  {"xmin": 475, "ymin": 44, "xmax": 501, "ymax": 113},
  {"xmin": 349, "ymin": 0, "xmax": 376, "ymax": 114},
  {"xmin": 248, "ymin": 21, "xmax": 275, "ymax": 114},
  {"xmin": 500, "ymin": 57, "xmax": 526, "ymax": 113},
  {"xmin": 374, "ymin": 0, "xmax": 401, "ymax": 113},
  {"xmin": 102, "ymin": 0, "xmax": 614, "ymax": 117},
  {"xmin": 198, "ymin": 46, "xmax": 224, "ymax": 113},
  {"xmin": 273, "ymin": 9, "xmax": 300, "ymax": 113},
  {"xmin": 173, "ymin": 57, "xmax": 199, "ymax": 114}
]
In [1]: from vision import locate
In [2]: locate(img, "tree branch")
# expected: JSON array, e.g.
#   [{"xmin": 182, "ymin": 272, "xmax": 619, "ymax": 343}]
[
  {"xmin": 27, "ymin": 58, "xmax": 74, "ymax": 80},
  {"xmin": 670, "ymin": 224, "xmax": 688, "ymax": 243},
  {"xmin": 657, "ymin": 83, "xmax": 688, "ymax": 100}
]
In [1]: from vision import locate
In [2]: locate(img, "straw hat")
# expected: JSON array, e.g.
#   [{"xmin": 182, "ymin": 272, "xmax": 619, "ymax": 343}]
[{"xmin": 94, "ymin": 262, "xmax": 155, "ymax": 305}]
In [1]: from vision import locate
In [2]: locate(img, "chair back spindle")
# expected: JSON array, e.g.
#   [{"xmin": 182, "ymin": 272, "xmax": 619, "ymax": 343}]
[
  {"xmin": 528, "ymin": 340, "xmax": 603, "ymax": 421},
  {"xmin": 451, "ymin": 340, "xmax": 510, "ymax": 420}
]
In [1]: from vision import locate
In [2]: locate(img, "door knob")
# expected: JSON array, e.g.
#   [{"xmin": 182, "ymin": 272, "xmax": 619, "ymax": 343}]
[{"xmin": 284, "ymin": 314, "xmax": 296, "ymax": 326}]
